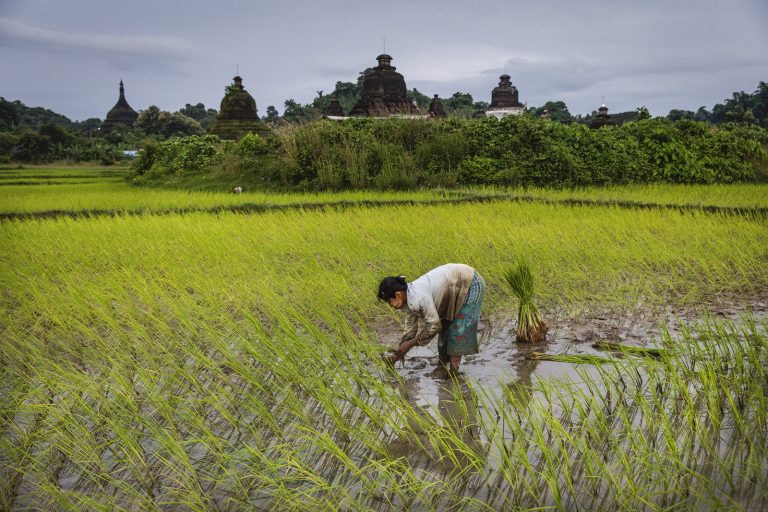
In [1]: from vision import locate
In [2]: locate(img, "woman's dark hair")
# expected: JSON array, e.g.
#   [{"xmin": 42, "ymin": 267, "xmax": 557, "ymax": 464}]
[{"xmin": 377, "ymin": 276, "xmax": 407, "ymax": 301}]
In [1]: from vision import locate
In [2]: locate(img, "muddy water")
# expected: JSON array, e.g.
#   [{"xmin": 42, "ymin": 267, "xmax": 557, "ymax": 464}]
[
  {"xmin": 376, "ymin": 297, "xmax": 768, "ymax": 465},
  {"xmin": 377, "ymin": 296, "xmax": 768, "ymax": 412},
  {"xmin": 374, "ymin": 297, "xmax": 768, "ymax": 509}
]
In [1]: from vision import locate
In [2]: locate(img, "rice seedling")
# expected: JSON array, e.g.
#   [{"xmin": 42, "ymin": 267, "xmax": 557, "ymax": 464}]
[
  {"xmin": 592, "ymin": 340, "xmax": 666, "ymax": 358},
  {"xmin": 525, "ymin": 351, "xmax": 616, "ymax": 364},
  {"xmin": 504, "ymin": 260, "xmax": 548, "ymax": 342}
]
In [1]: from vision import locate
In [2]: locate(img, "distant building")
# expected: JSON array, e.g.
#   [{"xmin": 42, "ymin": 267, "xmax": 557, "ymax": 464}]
[
  {"xmin": 589, "ymin": 104, "xmax": 616, "ymax": 129},
  {"xmin": 323, "ymin": 98, "xmax": 345, "ymax": 119},
  {"xmin": 349, "ymin": 54, "xmax": 421, "ymax": 117},
  {"xmin": 101, "ymin": 80, "xmax": 139, "ymax": 134},
  {"xmin": 485, "ymin": 74, "xmax": 525, "ymax": 118},
  {"xmin": 428, "ymin": 94, "xmax": 447, "ymax": 117},
  {"xmin": 208, "ymin": 76, "xmax": 270, "ymax": 140}
]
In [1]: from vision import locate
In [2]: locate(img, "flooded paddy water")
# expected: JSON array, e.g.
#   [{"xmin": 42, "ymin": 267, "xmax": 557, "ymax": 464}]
[
  {"xmin": 378, "ymin": 294, "xmax": 768, "ymax": 407},
  {"xmin": 375, "ymin": 296, "xmax": 768, "ymax": 510}
]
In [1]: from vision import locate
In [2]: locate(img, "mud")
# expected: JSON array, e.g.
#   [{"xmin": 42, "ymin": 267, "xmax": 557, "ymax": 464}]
[{"xmin": 376, "ymin": 295, "xmax": 768, "ymax": 412}]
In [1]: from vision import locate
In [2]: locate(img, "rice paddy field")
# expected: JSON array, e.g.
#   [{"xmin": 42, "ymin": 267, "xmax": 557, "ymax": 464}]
[{"xmin": 2, "ymin": 166, "xmax": 768, "ymax": 510}]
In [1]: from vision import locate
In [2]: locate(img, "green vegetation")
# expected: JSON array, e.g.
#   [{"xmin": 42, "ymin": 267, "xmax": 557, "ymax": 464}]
[
  {"xmin": 667, "ymin": 81, "xmax": 768, "ymax": 128},
  {"xmin": 130, "ymin": 115, "xmax": 768, "ymax": 190},
  {"xmin": 1, "ymin": 173, "xmax": 767, "ymax": 509},
  {"xmin": 0, "ymin": 97, "xmax": 217, "ymax": 165},
  {"xmin": 4, "ymin": 167, "xmax": 768, "ymax": 217}
]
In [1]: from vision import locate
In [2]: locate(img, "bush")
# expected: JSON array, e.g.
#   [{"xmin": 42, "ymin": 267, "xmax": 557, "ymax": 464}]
[
  {"xmin": 129, "ymin": 116, "xmax": 768, "ymax": 190},
  {"xmin": 131, "ymin": 135, "xmax": 222, "ymax": 176}
]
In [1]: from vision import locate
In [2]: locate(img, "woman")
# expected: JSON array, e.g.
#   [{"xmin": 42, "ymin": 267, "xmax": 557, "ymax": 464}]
[{"xmin": 377, "ymin": 263, "xmax": 486, "ymax": 375}]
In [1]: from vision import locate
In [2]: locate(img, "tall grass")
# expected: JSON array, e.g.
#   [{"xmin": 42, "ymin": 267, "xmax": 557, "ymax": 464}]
[{"xmin": 2, "ymin": 196, "xmax": 767, "ymax": 509}]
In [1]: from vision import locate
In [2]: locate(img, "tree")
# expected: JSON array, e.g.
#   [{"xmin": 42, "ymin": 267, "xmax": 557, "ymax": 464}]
[
  {"xmin": 309, "ymin": 79, "xmax": 363, "ymax": 115},
  {"xmin": 724, "ymin": 104, "xmax": 756, "ymax": 125},
  {"xmin": 442, "ymin": 92, "xmax": 476, "ymax": 117},
  {"xmin": 178, "ymin": 103, "xmax": 218, "ymax": 129},
  {"xmin": 444, "ymin": 92, "xmax": 474, "ymax": 110},
  {"xmin": 407, "ymin": 88, "xmax": 430, "ymax": 109},
  {"xmin": 0, "ymin": 98, "xmax": 19, "ymax": 131},
  {"xmin": 694, "ymin": 106, "xmax": 710, "ymax": 122},
  {"xmin": 636, "ymin": 106, "xmax": 652, "ymax": 121},
  {"xmin": 71, "ymin": 118, "xmax": 103, "ymax": 135},
  {"xmin": 750, "ymin": 81, "xmax": 768, "ymax": 127},
  {"xmin": 135, "ymin": 105, "xmax": 204, "ymax": 137},
  {"xmin": 13, "ymin": 129, "xmax": 50, "ymax": 163},
  {"xmin": 135, "ymin": 105, "xmax": 162, "ymax": 133},
  {"xmin": 283, "ymin": 99, "xmax": 319, "ymax": 123},
  {"xmin": 533, "ymin": 101, "xmax": 573, "ymax": 123},
  {"xmin": 39, "ymin": 123, "xmax": 72, "ymax": 146},
  {"xmin": 667, "ymin": 109, "xmax": 695, "ymax": 121},
  {"xmin": 263, "ymin": 105, "xmax": 281, "ymax": 124}
]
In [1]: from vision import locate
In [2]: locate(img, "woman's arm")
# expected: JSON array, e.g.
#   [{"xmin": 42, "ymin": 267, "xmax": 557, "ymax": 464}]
[
  {"xmin": 415, "ymin": 297, "xmax": 441, "ymax": 342},
  {"xmin": 401, "ymin": 296, "xmax": 440, "ymax": 345},
  {"xmin": 401, "ymin": 312, "xmax": 420, "ymax": 343}
]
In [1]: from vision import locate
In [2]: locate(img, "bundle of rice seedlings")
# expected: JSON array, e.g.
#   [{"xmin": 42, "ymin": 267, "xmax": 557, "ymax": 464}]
[
  {"xmin": 526, "ymin": 351, "xmax": 614, "ymax": 364},
  {"xmin": 504, "ymin": 260, "xmax": 548, "ymax": 342},
  {"xmin": 592, "ymin": 341, "xmax": 666, "ymax": 358}
]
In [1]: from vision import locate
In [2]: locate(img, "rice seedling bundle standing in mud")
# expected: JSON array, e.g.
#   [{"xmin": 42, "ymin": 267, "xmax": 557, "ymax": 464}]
[{"xmin": 505, "ymin": 260, "xmax": 548, "ymax": 342}]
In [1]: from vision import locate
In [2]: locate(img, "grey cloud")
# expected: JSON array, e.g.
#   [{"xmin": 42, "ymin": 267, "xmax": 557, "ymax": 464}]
[
  {"xmin": 1, "ymin": 0, "xmax": 766, "ymax": 120},
  {"xmin": 0, "ymin": 18, "xmax": 200, "ymax": 67}
]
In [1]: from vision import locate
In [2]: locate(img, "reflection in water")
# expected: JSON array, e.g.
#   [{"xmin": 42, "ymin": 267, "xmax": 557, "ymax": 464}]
[
  {"xmin": 388, "ymin": 375, "xmax": 486, "ymax": 476},
  {"xmin": 506, "ymin": 358, "xmax": 537, "ymax": 412}
]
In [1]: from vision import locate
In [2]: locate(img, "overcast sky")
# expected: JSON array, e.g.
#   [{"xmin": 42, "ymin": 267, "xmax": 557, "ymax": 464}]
[{"xmin": 1, "ymin": 0, "xmax": 766, "ymax": 121}]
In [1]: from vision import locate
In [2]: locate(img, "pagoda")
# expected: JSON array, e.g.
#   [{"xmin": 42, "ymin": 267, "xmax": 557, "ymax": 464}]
[
  {"xmin": 324, "ymin": 98, "xmax": 345, "ymax": 118},
  {"xmin": 101, "ymin": 80, "xmax": 139, "ymax": 134},
  {"xmin": 486, "ymin": 74, "xmax": 525, "ymax": 118},
  {"xmin": 589, "ymin": 104, "xmax": 616, "ymax": 129},
  {"xmin": 208, "ymin": 76, "xmax": 270, "ymax": 140},
  {"xmin": 349, "ymin": 54, "xmax": 420, "ymax": 117},
  {"xmin": 428, "ymin": 94, "xmax": 446, "ymax": 117}
]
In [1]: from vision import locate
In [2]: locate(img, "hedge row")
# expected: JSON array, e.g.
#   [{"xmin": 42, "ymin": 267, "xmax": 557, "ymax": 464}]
[{"xmin": 131, "ymin": 116, "xmax": 768, "ymax": 189}]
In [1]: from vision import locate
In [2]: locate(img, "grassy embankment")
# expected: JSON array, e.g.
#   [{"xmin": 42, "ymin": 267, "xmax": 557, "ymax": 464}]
[{"xmin": 1, "ymin": 166, "xmax": 768, "ymax": 509}]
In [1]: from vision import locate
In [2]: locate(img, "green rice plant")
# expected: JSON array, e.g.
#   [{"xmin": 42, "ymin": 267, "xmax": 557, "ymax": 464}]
[
  {"xmin": 525, "ymin": 351, "xmax": 615, "ymax": 364},
  {"xmin": 504, "ymin": 260, "xmax": 548, "ymax": 342},
  {"xmin": 1, "ymin": 181, "xmax": 768, "ymax": 509},
  {"xmin": 591, "ymin": 340, "xmax": 666, "ymax": 358}
]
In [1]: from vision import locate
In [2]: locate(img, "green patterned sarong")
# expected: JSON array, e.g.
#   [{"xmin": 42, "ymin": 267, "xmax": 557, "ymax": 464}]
[{"xmin": 438, "ymin": 271, "xmax": 485, "ymax": 359}]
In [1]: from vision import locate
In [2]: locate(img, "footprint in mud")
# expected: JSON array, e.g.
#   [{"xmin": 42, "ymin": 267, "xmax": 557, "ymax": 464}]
[{"xmin": 403, "ymin": 358, "xmax": 428, "ymax": 370}]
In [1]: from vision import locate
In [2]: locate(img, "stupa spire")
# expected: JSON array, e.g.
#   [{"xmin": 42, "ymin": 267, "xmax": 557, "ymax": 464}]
[{"xmin": 101, "ymin": 80, "xmax": 139, "ymax": 134}]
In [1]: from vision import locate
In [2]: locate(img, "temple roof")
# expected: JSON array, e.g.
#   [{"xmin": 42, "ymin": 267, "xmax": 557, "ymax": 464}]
[
  {"xmin": 324, "ymin": 98, "xmax": 345, "ymax": 117},
  {"xmin": 218, "ymin": 76, "xmax": 258, "ymax": 120},
  {"xmin": 208, "ymin": 75, "xmax": 269, "ymax": 140},
  {"xmin": 489, "ymin": 74, "xmax": 523, "ymax": 109},
  {"xmin": 589, "ymin": 104, "xmax": 616, "ymax": 129},
  {"xmin": 349, "ymin": 54, "xmax": 419, "ymax": 117},
  {"xmin": 101, "ymin": 80, "xmax": 138, "ymax": 133},
  {"xmin": 428, "ymin": 94, "xmax": 446, "ymax": 117}
]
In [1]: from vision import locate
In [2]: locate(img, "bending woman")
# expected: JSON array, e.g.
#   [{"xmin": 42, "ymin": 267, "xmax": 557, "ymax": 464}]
[{"xmin": 377, "ymin": 263, "xmax": 486, "ymax": 375}]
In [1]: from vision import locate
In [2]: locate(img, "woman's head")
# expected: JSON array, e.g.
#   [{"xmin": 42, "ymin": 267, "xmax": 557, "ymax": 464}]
[{"xmin": 378, "ymin": 276, "xmax": 408, "ymax": 309}]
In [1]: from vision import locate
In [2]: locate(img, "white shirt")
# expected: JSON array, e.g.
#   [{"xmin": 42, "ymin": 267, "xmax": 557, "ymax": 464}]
[{"xmin": 401, "ymin": 263, "xmax": 474, "ymax": 344}]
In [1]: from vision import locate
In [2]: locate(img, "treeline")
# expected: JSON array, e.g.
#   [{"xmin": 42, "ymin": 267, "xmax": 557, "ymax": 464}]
[
  {"xmin": 528, "ymin": 82, "xmax": 768, "ymax": 128},
  {"xmin": 0, "ymin": 97, "xmax": 219, "ymax": 164},
  {"xmin": 3, "ymin": 80, "xmax": 767, "ymax": 167},
  {"xmin": 131, "ymin": 115, "xmax": 768, "ymax": 190}
]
